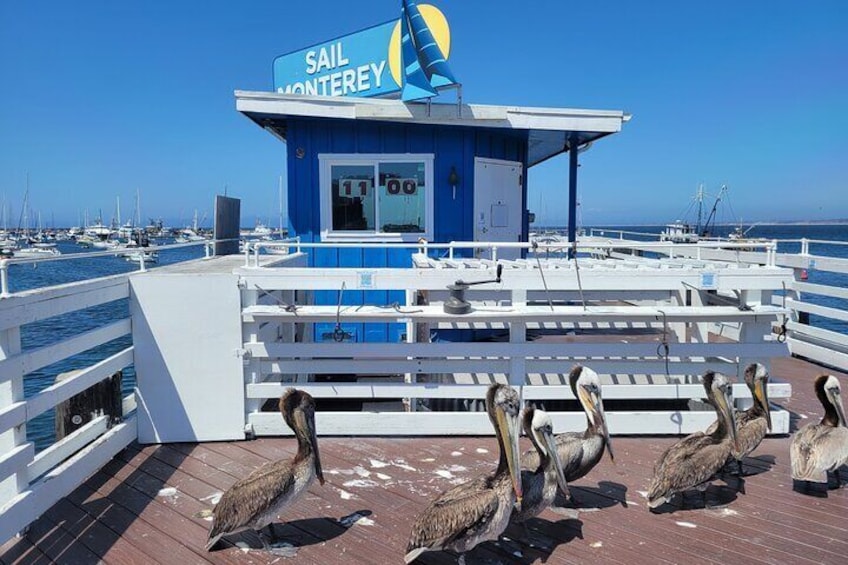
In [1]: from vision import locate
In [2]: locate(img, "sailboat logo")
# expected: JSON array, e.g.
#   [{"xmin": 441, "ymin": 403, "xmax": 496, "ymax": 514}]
[{"xmin": 387, "ymin": 1, "xmax": 457, "ymax": 101}]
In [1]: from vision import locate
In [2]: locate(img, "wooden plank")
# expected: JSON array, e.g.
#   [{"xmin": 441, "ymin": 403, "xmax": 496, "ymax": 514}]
[
  {"xmin": 243, "ymin": 303, "xmax": 787, "ymax": 324},
  {"xmin": 0, "ymin": 443, "xmax": 33, "ymax": 487},
  {"xmin": 793, "ymin": 280, "xmax": 848, "ymax": 300},
  {"xmin": 0, "ymin": 275, "xmax": 129, "ymax": 332},
  {"xmin": 261, "ymin": 358, "xmax": 743, "ymax": 376},
  {"xmin": 25, "ymin": 347, "xmax": 133, "ymax": 422},
  {"xmin": 0, "ymin": 319, "xmax": 131, "ymax": 383},
  {"xmin": 248, "ymin": 341, "xmax": 788, "ymax": 359},
  {"xmin": 0, "ymin": 402, "xmax": 26, "ymax": 446},
  {"xmin": 0, "ymin": 532, "xmax": 51, "ymax": 565},
  {"xmin": 246, "ymin": 382, "xmax": 792, "ymax": 401},
  {"xmin": 28, "ymin": 416, "xmax": 108, "ymax": 482}
]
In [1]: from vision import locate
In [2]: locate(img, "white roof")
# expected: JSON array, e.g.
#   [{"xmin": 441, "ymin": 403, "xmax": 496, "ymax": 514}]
[{"xmin": 235, "ymin": 91, "xmax": 630, "ymax": 166}]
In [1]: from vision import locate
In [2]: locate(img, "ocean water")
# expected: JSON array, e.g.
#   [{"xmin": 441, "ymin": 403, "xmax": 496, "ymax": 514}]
[{"xmin": 10, "ymin": 225, "xmax": 848, "ymax": 450}]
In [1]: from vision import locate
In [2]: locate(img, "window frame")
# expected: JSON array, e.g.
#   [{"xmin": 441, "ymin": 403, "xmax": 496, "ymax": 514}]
[{"xmin": 318, "ymin": 153, "xmax": 435, "ymax": 242}]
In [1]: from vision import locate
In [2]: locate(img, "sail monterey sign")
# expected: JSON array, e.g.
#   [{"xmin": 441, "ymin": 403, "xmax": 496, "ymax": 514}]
[{"xmin": 273, "ymin": 0, "xmax": 457, "ymax": 102}]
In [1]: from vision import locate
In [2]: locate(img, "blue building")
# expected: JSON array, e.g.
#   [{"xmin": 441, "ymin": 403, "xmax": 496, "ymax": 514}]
[{"xmin": 236, "ymin": 92, "xmax": 627, "ymax": 343}]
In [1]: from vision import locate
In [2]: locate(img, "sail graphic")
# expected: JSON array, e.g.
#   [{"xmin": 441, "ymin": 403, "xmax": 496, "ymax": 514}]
[{"xmin": 400, "ymin": 0, "xmax": 457, "ymax": 101}]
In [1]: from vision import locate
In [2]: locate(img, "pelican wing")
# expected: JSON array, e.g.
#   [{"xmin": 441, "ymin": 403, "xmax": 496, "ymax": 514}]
[
  {"xmin": 733, "ymin": 415, "xmax": 768, "ymax": 458},
  {"xmin": 791, "ymin": 424, "xmax": 848, "ymax": 482},
  {"xmin": 406, "ymin": 475, "xmax": 500, "ymax": 555},
  {"xmin": 207, "ymin": 460, "xmax": 295, "ymax": 548},
  {"xmin": 648, "ymin": 433, "xmax": 729, "ymax": 501},
  {"xmin": 523, "ymin": 431, "xmax": 584, "ymax": 475}
]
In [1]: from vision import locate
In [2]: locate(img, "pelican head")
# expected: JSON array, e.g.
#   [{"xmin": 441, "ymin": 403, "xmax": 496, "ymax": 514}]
[
  {"xmin": 703, "ymin": 371, "xmax": 738, "ymax": 451},
  {"xmin": 523, "ymin": 406, "xmax": 569, "ymax": 498},
  {"xmin": 570, "ymin": 365, "xmax": 614, "ymax": 463},
  {"xmin": 486, "ymin": 383, "xmax": 523, "ymax": 506},
  {"xmin": 744, "ymin": 363, "xmax": 771, "ymax": 431},
  {"xmin": 280, "ymin": 388, "xmax": 324, "ymax": 485},
  {"xmin": 816, "ymin": 375, "xmax": 847, "ymax": 428}
]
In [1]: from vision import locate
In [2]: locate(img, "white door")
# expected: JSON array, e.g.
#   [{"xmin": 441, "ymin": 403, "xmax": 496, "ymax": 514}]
[{"xmin": 473, "ymin": 158, "xmax": 523, "ymax": 259}]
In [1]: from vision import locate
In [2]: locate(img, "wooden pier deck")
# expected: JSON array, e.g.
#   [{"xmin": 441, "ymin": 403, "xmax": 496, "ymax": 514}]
[{"xmin": 3, "ymin": 356, "xmax": 847, "ymax": 565}]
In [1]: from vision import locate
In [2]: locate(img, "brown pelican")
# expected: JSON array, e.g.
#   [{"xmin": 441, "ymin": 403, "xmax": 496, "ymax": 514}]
[
  {"xmin": 522, "ymin": 365, "xmax": 613, "ymax": 504},
  {"xmin": 405, "ymin": 383, "xmax": 523, "ymax": 564},
  {"xmin": 706, "ymin": 363, "xmax": 772, "ymax": 475},
  {"xmin": 206, "ymin": 388, "xmax": 324, "ymax": 553},
  {"xmin": 791, "ymin": 375, "xmax": 848, "ymax": 487},
  {"xmin": 510, "ymin": 406, "xmax": 570, "ymax": 525},
  {"xmin": 647, "ymin": 371, "xmax": 739, "ymax": 510}
]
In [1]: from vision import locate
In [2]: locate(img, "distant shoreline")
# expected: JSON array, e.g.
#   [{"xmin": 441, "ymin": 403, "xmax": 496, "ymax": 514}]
[{"xmin": 534, "ymin": 221, "xmax": 848, "ymax": 228}]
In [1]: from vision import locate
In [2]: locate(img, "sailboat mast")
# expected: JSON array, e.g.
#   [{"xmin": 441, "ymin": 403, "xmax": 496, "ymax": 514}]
[{"xmin": 278, "ymin": 175, "xmax": 284, "ymax": 237}]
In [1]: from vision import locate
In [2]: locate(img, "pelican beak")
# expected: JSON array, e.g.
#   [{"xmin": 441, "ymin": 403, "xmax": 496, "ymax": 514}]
[
  {"xmin": 592, "ymin": 390, "xmax": 615, "ymax": 464},
  {"xmin": 542, "ymin": 426, "xmax": 569, "ymax": 498},
  {"xmin": 307, "ymin": 412, "xmax": 324, "ymax": 485},
  {"xmin": 831, "ymin": 389, "xmax": 848, "ymax": 428},
  {"xmin": 497, "ymin": 406, "xmax": 523, "ymax": 508},
  {"xmin": 717, "ymin": 385, "xmax": 739, "ymax": 452},
  {"xmin": 754, "ymin": 378, "xmax": 772, "ymax": 432}
]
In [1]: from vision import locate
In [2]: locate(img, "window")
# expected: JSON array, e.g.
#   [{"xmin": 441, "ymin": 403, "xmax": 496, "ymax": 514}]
[{"xmin": 320, "ymin": 154, "xmax": 433, "ymax": 241}]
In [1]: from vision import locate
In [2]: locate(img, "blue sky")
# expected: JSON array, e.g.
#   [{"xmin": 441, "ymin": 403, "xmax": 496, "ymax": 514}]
[{"xmin": 1, "ymin": 1, "xmax": 846, "ymax": 228}]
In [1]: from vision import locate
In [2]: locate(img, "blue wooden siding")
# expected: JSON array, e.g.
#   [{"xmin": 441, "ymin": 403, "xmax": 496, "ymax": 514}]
[{"xmin": 285, "ymin": 118, "xmax": 528, "ymax": 343}]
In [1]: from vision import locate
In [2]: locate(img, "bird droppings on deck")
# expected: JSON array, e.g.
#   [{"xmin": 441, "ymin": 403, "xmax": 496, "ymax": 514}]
[
  {"xmin": 193, "ymin": 509, "xmax": 214, "ymax": 521},
  {"xmin": 475, "ymin": 447, "xmax": 489, "ymax": 454},
  {"xmin": 716, "ymin": 508, "xmax": 739, "ymax": 517},
  {"xmin": 369, "ymin": 459, "xmax": 389, "ymax": 468},
  {"xmin": 627, "ymin": 500, "xmax": 641, "ymax": 506},
  {"xmin": 637, "ymin": 490, "xmax": 649, "ymax": 498},
  {"xmin": 336, "ymin": 488, "xmax": 354, "ymax": 500},
  {"xmin": 375, "ymin": 472, "xmax": 392, "ymax": 480},
  {"xmin": 676, "ymin": 521, "xmax": 697, "ymax": 528},
  {"xmin": 435, "ymin": 469, "xmax": 455, "ymax": 479},
  {"xmin": 450, "ymin": 451, "xmax": 463, "ymax": 456},
  {"xmin": 326, "ymin": 468, "xmax": 355, "ymax": 476},
  {"xmin": 353, "ymin": 466, "xmax": 371, "ymax": 477},
  {"xmin": 338, "ymin": 512, "xmax": 375, "ymax": 528},
  {"xmin": 390, "ymin": 460, "xmax": 418, "ymax": 472},
  {"xmin": 200, "ymin": 492, "xmax": 223, "ymax": 505},
  {"xmin": 590, "ymin": 541, "xmax": 603, "ymax": 548},
  {"xmin": 343, "ymin": 479, "xmax": 379, "ymax": 488},
  {"xmin": 448, "ymin": 464, "xmax": 467, "ymax": 472},
  {"xmin": 157, "ymin": 487, "xmax": 177, "ymax": 498},
  {"xmin": 420, "ymin": 457, "xmax": 435, "ymax": 462}
]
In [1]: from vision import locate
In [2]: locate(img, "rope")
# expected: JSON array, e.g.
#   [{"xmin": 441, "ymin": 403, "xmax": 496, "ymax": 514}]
[
  {"xmin": 254, "ymin": 284, "xmax": 297, "ymax": 313},
  {"xmin": 656, "ymin": 309, "xmax": 670, "ymax": 377},
  {"xmin": 532, "ymin": 241, "xmax": 554, "ymax": 311},
  {"xmin": 333, "ymin": 281, "xmax": 347, "ymax": 342},
  {"xmin": 777, "ymin": 281, "xmax": 788, "ymax": 343}
]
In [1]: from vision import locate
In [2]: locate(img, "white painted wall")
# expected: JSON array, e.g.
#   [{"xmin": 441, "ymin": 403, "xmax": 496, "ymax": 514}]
[{"xmin": 131, "ymin": 273, "xmax": 245, "ymax": 443}]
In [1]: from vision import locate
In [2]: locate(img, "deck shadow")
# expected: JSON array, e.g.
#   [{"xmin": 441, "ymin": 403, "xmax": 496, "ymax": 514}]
[{"xmin": 3, "ymin": 445, "xmax": 188, "ymax": 564}]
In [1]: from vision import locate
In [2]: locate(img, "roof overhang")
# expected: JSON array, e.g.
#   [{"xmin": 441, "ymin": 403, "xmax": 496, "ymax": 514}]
[{"xmin": 235, "ymin": 91, "xmax": 630, "ymax": 166}]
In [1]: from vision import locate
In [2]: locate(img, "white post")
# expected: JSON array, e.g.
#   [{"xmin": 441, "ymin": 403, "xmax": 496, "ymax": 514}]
[
  {"xmin": 0, "ymin": 325, "xmax": 27, "ymax": 508},
  {"xmin": 0, "ymin": 260, "xmax": 9, "ymax": 298}
]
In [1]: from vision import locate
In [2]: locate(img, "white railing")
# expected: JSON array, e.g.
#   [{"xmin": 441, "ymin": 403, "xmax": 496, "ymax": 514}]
[
  {"xmin": 577, "ymin": 235, "xmax": 848, "ymax": 371},
  {"xmin": 0, "ymin": 237, "xmax": 228, "ymax": 544},
  {"xmin": 236, "ymin": 243, "xmax": 793, "ymax": 437},
  {"xmin": 0, "ymin": 274, "xmax": 137, "ymax": 544}
]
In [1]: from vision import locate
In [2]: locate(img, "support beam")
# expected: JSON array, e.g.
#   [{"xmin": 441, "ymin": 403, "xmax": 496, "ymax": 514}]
[{"xmin": 567, "ymin": 133, "xmax": 579, "ymax": 259}]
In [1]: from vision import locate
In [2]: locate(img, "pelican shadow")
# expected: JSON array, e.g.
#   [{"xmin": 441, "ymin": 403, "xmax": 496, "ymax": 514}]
[
  {"xmin": 224, "ymin": 510, "xmax": 372, "ymax": 553},
  {"xmin": 493, "ymin": 517, "xmax": 584, "ymax": 564},
  {"xmin": 649, "ymin": 483, "xmax": 740, "ymax": 514},
  {"xmin": 552, "ymin": 480, "xmax": 629, "ymax": 510}
]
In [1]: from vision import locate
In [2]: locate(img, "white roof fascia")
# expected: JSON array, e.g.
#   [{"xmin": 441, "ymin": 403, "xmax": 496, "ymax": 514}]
[{"xmin": 235, "ymin": 90, "xmax": 626, "ymax": 134}]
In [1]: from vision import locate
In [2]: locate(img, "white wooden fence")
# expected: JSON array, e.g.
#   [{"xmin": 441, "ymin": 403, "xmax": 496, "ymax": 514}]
[
  {"xmin": 0, "ymin": 273, "xmax": 137, "ymax": 544},
  {"xmin": 237, "ymin": 240, "xmax": 793, "ymax": 438}
]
